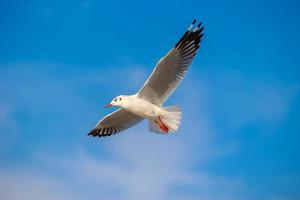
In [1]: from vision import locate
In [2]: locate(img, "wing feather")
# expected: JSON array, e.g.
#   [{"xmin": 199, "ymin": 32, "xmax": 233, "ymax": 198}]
[
  {"xmin": 88, "ymin": 108, "xmax": 143, "ymax": 137},
  {"xmin": 137, "ymin": 20, "xmax": 204, "ymax": 105}
]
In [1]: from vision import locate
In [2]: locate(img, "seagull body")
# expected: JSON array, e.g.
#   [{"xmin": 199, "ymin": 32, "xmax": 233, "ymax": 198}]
[
  {"xmin": 115, "ymin": 95, "xmax": 167, "ymax": 120},
  {"xmin": 105, "ymin": 95, "xmax": 176, "ymax": 133},
  {"xmin": 89, "ymin": 19, "xmax": 204, "ymax": 137}
]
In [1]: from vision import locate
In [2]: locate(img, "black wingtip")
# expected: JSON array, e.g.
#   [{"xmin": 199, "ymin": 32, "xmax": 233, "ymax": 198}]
[
  {"xmin": 199, "ymin": 26, "xmax": 204, "ymax": 35},
  {"xmin": 87, "ymin": 129, "xmax": 97, "ymax": 137},
  {"xmin": 175, "ymin": 19, "xmax": 204, "ymax": 48}
]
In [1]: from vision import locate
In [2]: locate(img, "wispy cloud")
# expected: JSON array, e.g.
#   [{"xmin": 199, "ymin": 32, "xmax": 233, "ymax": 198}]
[
  {"xmin": 0, "ymin": 101, "xmax": 19, "ymax": 152},
  {"xmin": 0, "ymin": 122, "xmax": 243, "ymax": 200},
  {"xmin": 0, "ymin": 61, "xmax": 298, "ymax": 200},
  {"xmin": 191, "ymin": 69, "xmax": 299, "ymax": 132},
  {"xmin": 0, "ymin": 168, "xmax": 77, "ymax": 200}
]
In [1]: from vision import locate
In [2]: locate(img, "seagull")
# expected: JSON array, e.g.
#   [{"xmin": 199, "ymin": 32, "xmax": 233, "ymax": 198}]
[{"xmin": 88, "ymin": 19, "xmax": 204, "ymax": 137}]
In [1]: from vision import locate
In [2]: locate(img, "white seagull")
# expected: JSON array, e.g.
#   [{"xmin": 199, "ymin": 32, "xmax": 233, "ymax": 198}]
[{"xmin": 88, "ymin": 19, "xmax": 204, "ymax": 137}]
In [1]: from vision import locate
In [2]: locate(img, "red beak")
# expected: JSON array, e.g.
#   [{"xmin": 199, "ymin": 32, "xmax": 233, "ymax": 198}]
[{"xmin": 104, "ymin": 103, "xmax": 112, "ymax": 108}]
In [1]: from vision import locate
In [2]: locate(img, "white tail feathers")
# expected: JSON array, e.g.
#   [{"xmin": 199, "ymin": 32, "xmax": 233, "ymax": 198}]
[
  {"xmin": 148, "ymin": 106, "xmax": 182, "ymax": 134},
  {"xmin": 161, "ymin": 106, "xmax": 182, "ymax": 132}
]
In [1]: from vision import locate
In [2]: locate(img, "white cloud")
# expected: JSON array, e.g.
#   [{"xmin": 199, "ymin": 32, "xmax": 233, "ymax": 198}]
[
  {"xmin": 0, "ymin": 168, "xmax": 77, "ymax": 200},
  {"xmin": 0, "ymin": 102, "xmax": 19, "ymax": 152},
  {"xmin": 24, "ymin": 129, "xmax": 244, "ymax": 200}
]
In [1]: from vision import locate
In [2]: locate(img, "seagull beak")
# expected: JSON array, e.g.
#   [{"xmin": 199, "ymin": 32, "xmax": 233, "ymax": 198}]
[{"xmin": 104, "ymin": 103, "xmax": 112, "ymax": 108}]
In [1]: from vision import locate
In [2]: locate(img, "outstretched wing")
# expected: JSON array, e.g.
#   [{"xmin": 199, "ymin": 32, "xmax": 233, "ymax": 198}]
[
  {"xmin": 137, "ymin": 19, "xmax": 204, "ymax": 105},
  {"xmin": 88, "ymin": 108, "xmax": 144, "ymax": 137}
]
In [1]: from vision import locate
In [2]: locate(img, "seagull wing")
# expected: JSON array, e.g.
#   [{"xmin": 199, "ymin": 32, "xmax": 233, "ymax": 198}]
[
  {"xmin": 137, "ymin": 19, "xmax": 204, "ymax": 105},
  {"xmin": 88, "ymin": 108, "xmax": 144, "ymax": 137}
]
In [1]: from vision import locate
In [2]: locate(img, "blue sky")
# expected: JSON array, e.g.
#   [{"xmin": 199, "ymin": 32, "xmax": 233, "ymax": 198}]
[{"xmin": 0, "ymin": 0, "xmax": 299, "ymax": 199}]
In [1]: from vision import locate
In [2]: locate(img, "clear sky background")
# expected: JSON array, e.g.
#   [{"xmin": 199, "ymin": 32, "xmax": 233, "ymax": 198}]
[{"xmin": 0, "ymin": 0, "xmax": 299, "ymax": 199}]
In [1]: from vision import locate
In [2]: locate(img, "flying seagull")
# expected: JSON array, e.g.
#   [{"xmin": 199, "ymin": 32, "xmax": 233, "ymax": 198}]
[{"xmin": 88, "ymin": 19, "xmax": 204, "ymax": 137}]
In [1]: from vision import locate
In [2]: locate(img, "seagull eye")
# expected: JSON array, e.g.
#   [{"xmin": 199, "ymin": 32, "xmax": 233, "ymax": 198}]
[{"xmin": 119, "ymin": 98, "xmax": 122, "ymax": 101}]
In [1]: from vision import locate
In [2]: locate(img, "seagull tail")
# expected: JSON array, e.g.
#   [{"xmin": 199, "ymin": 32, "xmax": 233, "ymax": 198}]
[
  {"xmin": 160, "ymin": 106, "xmax": 182, "ymax": 133},
  {"xmin": 148, "ymin": 106, "xmax": 182, "ymax": 134}
]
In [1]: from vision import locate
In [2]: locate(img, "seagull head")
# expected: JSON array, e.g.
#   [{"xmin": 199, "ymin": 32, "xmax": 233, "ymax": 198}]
[{"xmin": 105, "ymin": 95, "xmax": 126, "ymax": 108}]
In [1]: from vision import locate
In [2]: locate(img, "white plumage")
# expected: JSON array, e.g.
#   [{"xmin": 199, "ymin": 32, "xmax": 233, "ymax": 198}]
[{"xmin": 89, "ymin": 19, "xmax": 204, "ymax": 137}]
